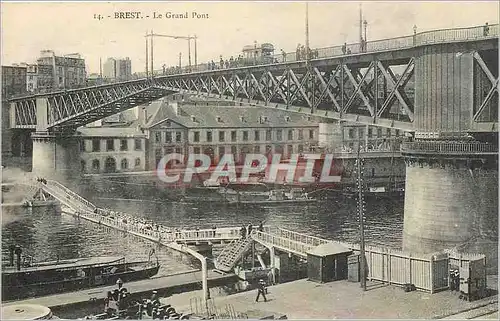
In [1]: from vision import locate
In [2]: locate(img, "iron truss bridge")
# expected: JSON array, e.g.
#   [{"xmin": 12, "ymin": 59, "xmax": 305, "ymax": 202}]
[{"xmin": 9, "ymin": 24, "xmax": 499, "ymax": 133}]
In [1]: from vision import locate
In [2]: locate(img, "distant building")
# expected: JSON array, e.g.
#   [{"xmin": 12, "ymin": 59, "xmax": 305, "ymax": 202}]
[
  {"xmin": 86, "ymin": 73, "xmax": 103, "ymax": 86},
  {"xmin": 103, "ymin": 57, "xmax": 132, "ymax": 82},
  {"xmin": 36, "ymin": 50, "xmax": 86, "ymax": 91},
  {"xmin": 1, "ymin": 65, "xmax": 27, "ymax": 157},
  {"xmin": 77, "ymin": 125, "xmax": 146, "ymax": 174},
  {"xmin": 1, "ymin": 65, "xmax": 27, "ymax": 98},
  {"xmin": 18, "ymin": 63, "xmax": 38, "ymax": 92},
  {"xmin": 144, "ymin": 98, "xmax": 320, "ymax": 171}
]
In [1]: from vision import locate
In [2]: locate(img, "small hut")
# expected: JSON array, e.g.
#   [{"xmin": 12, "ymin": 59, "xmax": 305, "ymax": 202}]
[{"xmin": 307, "ymin": 242, "xmax": 352, "ymax": 283}]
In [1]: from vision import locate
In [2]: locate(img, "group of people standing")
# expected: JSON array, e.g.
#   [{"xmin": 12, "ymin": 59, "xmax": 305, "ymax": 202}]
[{"xmin": 240, "ymin": 221, "xmax": 264, "ymax": 238}]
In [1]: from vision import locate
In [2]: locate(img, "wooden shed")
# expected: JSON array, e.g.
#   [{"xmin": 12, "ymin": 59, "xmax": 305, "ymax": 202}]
[{"xmin": 306, "ymin": 242, "xmax": 352, "ymax": 283}]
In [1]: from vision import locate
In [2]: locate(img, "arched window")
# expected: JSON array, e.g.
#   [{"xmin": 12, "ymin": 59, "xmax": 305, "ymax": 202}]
[
  {"xmin": 92, "ymin": 159, "xmax": 100, "ymax": 172},
  {"xmin": 135, "ymin": 158, "xmax": 141, "ymax": 167},
  {"xmin": 121, "ymin": 158, "xmax": 128, "ymax": 170}
]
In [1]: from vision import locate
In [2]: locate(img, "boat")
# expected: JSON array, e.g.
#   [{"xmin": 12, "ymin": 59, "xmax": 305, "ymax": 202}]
[
  {"xmin": 227, "ymin": 188, "xmax": 318, "ymax": 206},
  {"xmin": 2, "ymin": 247, "xmax": 160, "ymax": 301}
]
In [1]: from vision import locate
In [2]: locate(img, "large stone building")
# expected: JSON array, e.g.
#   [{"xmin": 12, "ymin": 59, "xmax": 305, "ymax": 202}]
[
  {"xmin": 103, "ymin": 57, "xmax": 132, "ymax": 82},
  {"xmin": 144, "ymin": 99, "xmax": 320, "ymax": 171},
  {"xmin": 36, "ymin": 50, "xmax": 86, "ymax": 91},
  {"xmin": 77, "ymin": 126, "xmax": 146, "ymax": 174}
]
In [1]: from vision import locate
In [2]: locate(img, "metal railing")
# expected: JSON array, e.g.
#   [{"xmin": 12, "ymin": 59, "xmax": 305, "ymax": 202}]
[
  {"xmin": 401, "ymin": 141, "xmax": 498, "ymax": 154},
  {"xmin": 252, "ymin": 231, "xmax": 318, "ymax": 257},
  {"xmin": 155, "ymin": 23, "xmax": 498, "ymax": 75}
]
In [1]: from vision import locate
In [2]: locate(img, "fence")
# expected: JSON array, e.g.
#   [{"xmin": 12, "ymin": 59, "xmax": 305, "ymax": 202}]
[
  {"xmin": 401, "ymin": 142, "xmax": 498, "ymax": 155},
  {"xmin": 351, "ymin": 245, "xmax": 486, "ymax": 293}
]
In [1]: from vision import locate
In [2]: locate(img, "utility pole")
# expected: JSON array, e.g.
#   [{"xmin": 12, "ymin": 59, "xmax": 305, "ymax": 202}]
[
  {"xmin": 145, "ymin": 32, "xmax": 149, "ymax": 78},
  {"xmin": 194, "ymin": 34, "xmax": 198, "ymax": 69},
  {"xmin": 356, "ymin": 139, "xmax": 367, "ymax": 291},
  {"xmin": 150, "ymin": 29, "xmax": 154, "ymax": 77},
  {"xmin": 99, "ymin": 57, "xmax": 102, "ymax": 79},
  {"xmin": 188, "ymin": 35, "xmax": 192, "ymax": 70},
  {"xmin": 179, "ymin": 52, "xmax": 182, "ymax": 69},
  {"xmin": 305, "ymin": 1, "xmax": 310, "ymax": 64}
]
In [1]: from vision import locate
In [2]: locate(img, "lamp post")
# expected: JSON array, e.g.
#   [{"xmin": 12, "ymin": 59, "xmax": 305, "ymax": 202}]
[
  {"xmin": 413, "ymin": 25, "xmax": 417, "ymax": 46},
  {"xmin": 363, "ymin": 20, "xmax": 368, "ymax": 52}
]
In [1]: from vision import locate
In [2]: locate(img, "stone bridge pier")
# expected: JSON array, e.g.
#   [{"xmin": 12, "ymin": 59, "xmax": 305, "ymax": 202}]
[
  {"xmin": 31, "ymin": 132, "xmax": 81, "ymax": 180},
  {"xmin": 402, "ymin": 44, "xmax": 498, "ymax": 272}
]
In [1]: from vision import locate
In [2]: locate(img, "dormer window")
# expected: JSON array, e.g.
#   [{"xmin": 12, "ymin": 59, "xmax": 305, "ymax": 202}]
[
  {"xmin": 285, "ymin": 116, "xmax": 291, "ymax": 122},
  {"xmin": 240, "ymin": 116, "xmax": 245, "ymax": 122},
  {"xmin": 216, "ymin": 116, "xmax": 223, "ymax": 123},
  {"xmin": 191, "ymin": 115, "xmax": 196, "ymax": 122},
  {"xmin": 165, "ymin": 120, "xmax": 171, "ymax": 127},
  {"xmin": 259, "ymin": 116, "xmax": 268, "ymax": 124}
]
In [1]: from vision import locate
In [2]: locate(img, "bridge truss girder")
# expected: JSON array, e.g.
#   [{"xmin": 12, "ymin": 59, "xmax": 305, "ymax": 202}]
[
  {"xmin": 11, "ymin": 81, "xmax": 173, "ymax": 131},
  {"xmin": 153, "ymin": 57, "xmax": 416, "ymax": 130}
]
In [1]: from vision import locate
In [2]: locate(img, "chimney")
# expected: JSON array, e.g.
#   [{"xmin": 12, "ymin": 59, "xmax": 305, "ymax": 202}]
[
  {"xmin": 137, "ymin": 106, "xmax": 147, "ymax": 127},
  {"xmin": 170, "ymin": 102, "xmax": 179, "ymax": 116}
]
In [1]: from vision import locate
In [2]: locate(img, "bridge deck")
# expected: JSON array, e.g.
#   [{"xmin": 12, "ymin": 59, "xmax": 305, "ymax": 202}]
[{"xmin": 8, "ymin": 24, "xmax": 498, "ymax": 132}]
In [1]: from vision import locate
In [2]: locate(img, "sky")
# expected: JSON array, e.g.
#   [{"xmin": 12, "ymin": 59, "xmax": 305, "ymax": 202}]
[{"xmin": 1, "ymin": 1, "xmax": 499, "ymax": 74}]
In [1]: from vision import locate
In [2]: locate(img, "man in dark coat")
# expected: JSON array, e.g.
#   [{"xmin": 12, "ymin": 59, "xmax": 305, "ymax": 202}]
[{"xmin": 255, "ymin": 279, "xmax": 267, "ymax": 302}]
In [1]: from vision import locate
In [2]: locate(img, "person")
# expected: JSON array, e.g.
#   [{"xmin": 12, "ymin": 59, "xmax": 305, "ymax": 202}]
[
  {"xmin": 347, "ymin": 48, "xmax": 352, "ymax": 54},
  {"xmin": 240, "ymin": 226, "xmax": 246, "ymax": 238},
  {"xmin": 151, "ymin": 290, "xmax": 160, "ymax": 307},
  {"xmin": 281, "ymin": 49, "xmax": 287, "ymax": 62},
  {"xmin": 255, "ymin": 279, "xmax": 267, "ymax": 302},
  {"xmin": 342, "ymin": 43, "xmax": 347, "ymax": 55},
  {"xmin": 247, "ymin": 223, "xmax": 253, "ymax": 236},
  {"xmin": 484, "ymin": 22, "xmax": 490, "ymax": 36},
  {"xmin": 296, "ymin": 44, "xmax": 301, "ymax": 61},
  {"xmin": 258, "ymin": 221, "xmax": 263, "ymax": 232}
]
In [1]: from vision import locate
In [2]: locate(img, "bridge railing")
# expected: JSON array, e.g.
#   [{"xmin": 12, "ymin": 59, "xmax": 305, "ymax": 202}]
[
  {"xmin": 273, "ymin": 227, "xmax": 331, "ymax": 247},
  {"xmin": 401, "ymin": 141, "xmax": 498, "ymax": 154},
  {"xmin": 416, "ymin": 24, "xmax": 499, "ymax": 45},
  {"xmin": 252, "ymin": 231, "xmax": 317, "ymax": 256},
  {"xmin": 174, "ymin": 227, "xmax": 242, "ymax": 241},
  {"xmin": 45, "ymin": 180, "xmax": 96, "ymax": 211}
]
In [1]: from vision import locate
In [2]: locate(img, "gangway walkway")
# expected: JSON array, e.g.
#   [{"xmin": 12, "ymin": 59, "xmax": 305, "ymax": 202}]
[{"xmin": 27, "ymin": 179, "xmax": 359, "ymax": 265}]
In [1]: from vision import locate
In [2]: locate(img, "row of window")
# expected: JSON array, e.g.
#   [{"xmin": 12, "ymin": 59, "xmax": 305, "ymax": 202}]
[
  {"xmin": 347, "ymin": 128, "xmax": 401, "ymax": 139},
  {"xmin": 153, "ymin": 129, "xmax": 315, "ymax": 144},
  {"xmin": 83, "ymin": 139, "xmax": 143, "ymax": 152},
  {"xmin": 155, "ymin": 144, "xmax": 308, "ymax": 158},
  {"xmin": 84, "ymin": 157, "xmax": 142, "ymax": 171}
]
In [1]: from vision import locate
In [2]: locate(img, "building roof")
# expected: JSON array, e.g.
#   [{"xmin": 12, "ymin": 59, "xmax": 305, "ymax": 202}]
[
  {"xmin": 77, "ymin": 126, "xmax": 145, "ymax": 138},
  {"xmin": 145, "ymin": 100, "xmax": 320, "ymax": 129},
  {"xmin": 306, "ymin": 242, "xmax": 351, "ymax": 257}
]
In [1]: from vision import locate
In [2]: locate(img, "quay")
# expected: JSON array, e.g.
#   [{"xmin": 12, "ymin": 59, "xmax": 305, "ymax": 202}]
[{"xmin": 165, "ymin": 278, "xmax": 498, "ymax": 319}]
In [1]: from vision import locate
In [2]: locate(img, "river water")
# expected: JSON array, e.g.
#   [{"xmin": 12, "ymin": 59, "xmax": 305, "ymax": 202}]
[{"xmin": 2, "ymin": 177, "xmax": 405, "ymax": 276}]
